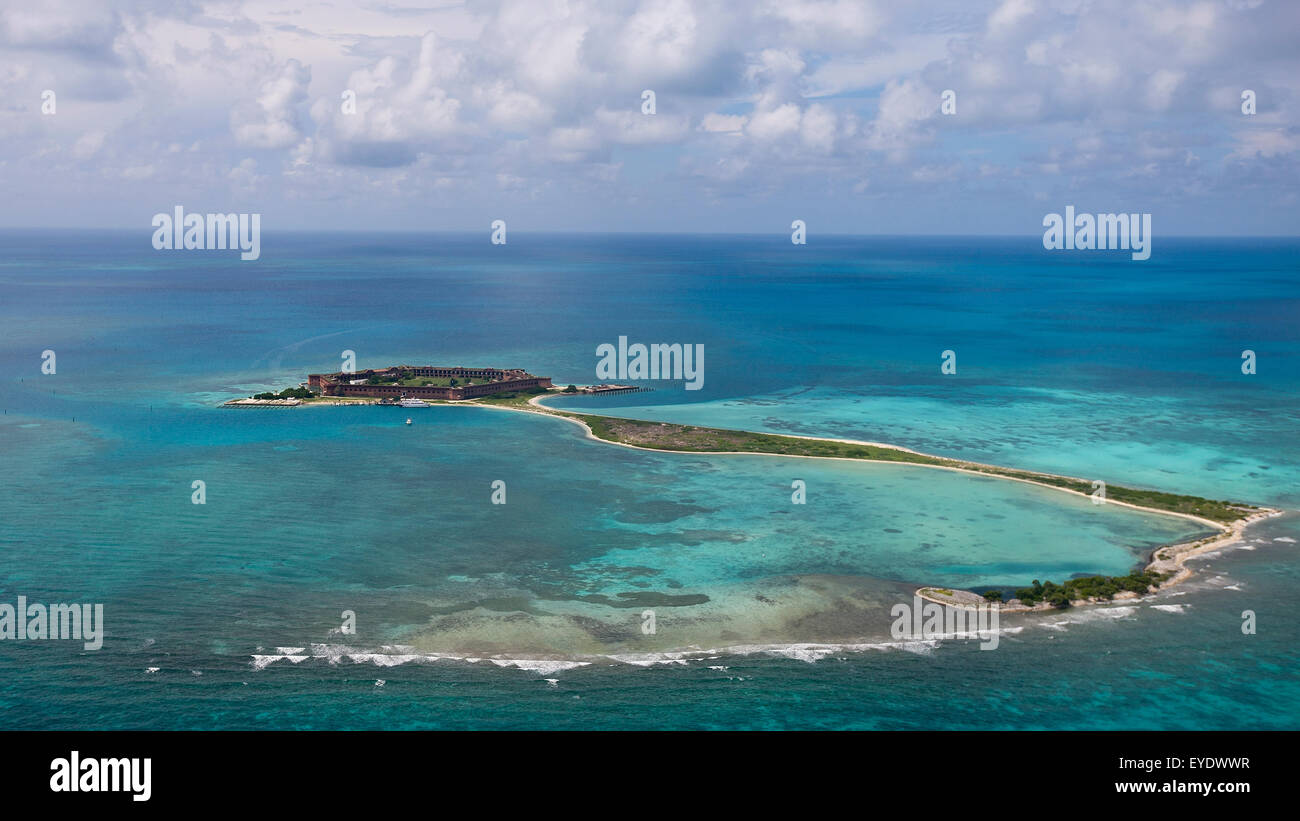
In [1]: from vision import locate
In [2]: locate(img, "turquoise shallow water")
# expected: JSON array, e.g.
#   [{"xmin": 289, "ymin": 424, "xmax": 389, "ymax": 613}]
[
  {"xmin": 563, "ymin": 385, "xmax": 1297, "ymax": 512},
  {"xmin": 0, "ymin": 231, "xmax": 1296, "ymax": 729},
  {"xmin": 2, "ymin": 512, "xmax": 1297, "ymax": 730},
  {"xmin": 0, "ymin": 407, "xmax": 1209, "ymax": 659}
]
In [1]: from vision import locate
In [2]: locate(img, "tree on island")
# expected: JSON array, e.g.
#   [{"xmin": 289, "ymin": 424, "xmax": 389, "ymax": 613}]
[
  {"xmin": 1015, "ymin": 579, "xmax": 1045, "ymax": 605},
  {"xmin": 564, "ymin": 384, "xmax": 578, "ymax": 392},
  {"xmin": 252, "ymin": 387, "xmax": 311, "ymax": 400},
  {"xmin": 1042, "ymin": 582, "xmax": 1071, "ymax": 608}
]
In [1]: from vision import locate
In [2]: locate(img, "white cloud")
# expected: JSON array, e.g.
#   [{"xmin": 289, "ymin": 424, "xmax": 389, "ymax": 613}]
[
  {"xmin": 988, "ymin": 0, "xmax": 1035, "ymax": 34},
  {"xmin": 231, "ymin": 59, "xmax": 311, "ymax": 149},
  {"xmin": 593, "ymin": 108, "xmax": 690, "ymax": 144},
  {"xmin": 612, "ymin": 0, "xmax": 703, "ymax": 79},
  {"xmin": 700, "ymin": 112, "xmax": 747, "ymax": 133},
  {"xmin": 1145, "ymin": 69, "xmax": 1184, "ymax": 112},
  {"xmin": 1230, "ymin": 129, "xmax": 1299, "ymax": 159},
  {"xmin": 799, "ymin": 103, "xmax": 838, "ymax": 153},
  {"xmin": 747, "ymin": 103, "xmax": 802, "ymax": 142},
  {"xmin": 762, "ymin": 0, "xmax": 884, "ymax": 47},
  {"xmin": 71, "ymin": 130, "xmax": 105, "ymax": 159},
  {"xmin": 863, "ymin": 78, "xmax": 935, "ymax": 155},
  {"xmin": 0, "ymin": 0, "xmax": 1296, "ymax": 232}
]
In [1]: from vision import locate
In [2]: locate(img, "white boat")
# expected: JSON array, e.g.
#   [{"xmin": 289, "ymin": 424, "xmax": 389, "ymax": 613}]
[
  {"xmin": 405, "ymin": 418, "xmax": 412, "ymax": 425},
  {"xmin": 399, "ymin": 398, "xmax": 429, "ymax": 408}
]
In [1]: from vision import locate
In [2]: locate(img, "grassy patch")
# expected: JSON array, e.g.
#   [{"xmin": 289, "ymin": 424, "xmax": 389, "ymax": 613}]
[
  {"xmin": 549, "ymin": 412, "xmax": 1251, "ymax": 524},
  {"xmin": 471, "ymin": 388, "xmax": 551, "ymax": 407},
  {"xmin": 397, "ymin": 376, "xmax": 484, "ymax": 387}
]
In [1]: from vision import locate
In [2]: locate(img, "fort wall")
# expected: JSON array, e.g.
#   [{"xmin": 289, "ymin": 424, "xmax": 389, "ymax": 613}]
[{"xmin": 308, "ymin": 366, "xmax": 550, "ymax": 400}]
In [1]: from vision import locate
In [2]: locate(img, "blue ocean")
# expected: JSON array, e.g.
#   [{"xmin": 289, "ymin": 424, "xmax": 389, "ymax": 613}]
[{"xmin": 0, "ymin": 230, "xmax": 1296, "ymax": 729}]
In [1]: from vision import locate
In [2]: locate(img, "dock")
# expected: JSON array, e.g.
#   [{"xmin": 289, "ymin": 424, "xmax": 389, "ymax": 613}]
[{"xmin": 580, "ymin": 385, "xmax": 653, "ymax": 395}]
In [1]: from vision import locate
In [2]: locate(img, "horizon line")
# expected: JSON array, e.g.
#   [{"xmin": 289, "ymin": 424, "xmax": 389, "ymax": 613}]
[{"xmin": 1, "ymin": 227, "xmax": 1298, "ymax": 240}]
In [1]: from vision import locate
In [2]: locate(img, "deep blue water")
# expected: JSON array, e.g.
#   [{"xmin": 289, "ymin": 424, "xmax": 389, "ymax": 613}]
[{"xmin": 0, "ymin": 231, "xmax": 1296, "ymax": 729}]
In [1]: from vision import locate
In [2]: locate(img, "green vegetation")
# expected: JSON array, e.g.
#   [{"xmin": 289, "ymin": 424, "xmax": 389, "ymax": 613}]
[
  {"xmin": 472, "ymin": 387, "xmax": 550, "ymax": 407},
  {"xmin": 571, "ymin": 414, "xmax": 945, "ymax": 462},
  {"xmin": 253, "ymin": 387, "xmax": 312, "ymax": 400},
  {"xmin": 352, "ymin": 387, "xmax": 1264, "ymax": 605},
  {"xmin": 257, "ymin": 381, "xmax": 1263, "ymax": 612},
  {"xmin": 1012, "ymin": 571, "xmax": 1169, "ymax": 608},
  {"xmin": 273, "ymin": 385, "xmax": 1258, "ymax": 533},
  {"xmin": 962, "ymin": 467, "xmax": 1253, "ymax": 524},
  {"xmin": 394, "ymin": 376, "xmax": 479, "ymax": 387},
  {"xmin": 541, "ymin": 412, "xmax": 1251, "ymax": 524}
]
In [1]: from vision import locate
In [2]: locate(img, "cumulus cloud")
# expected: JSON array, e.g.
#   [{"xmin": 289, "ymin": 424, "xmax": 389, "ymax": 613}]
[
  {"xmin": 232, "ymin": 59, "xmax": 311, "ymax": 149},
  {"xmin": 0, "ymin": 0, "xmax": 1295, "ymax": 232},
  {"xmin": 863, "ymin": 78, "xmax": 936, "ymax": 156}
]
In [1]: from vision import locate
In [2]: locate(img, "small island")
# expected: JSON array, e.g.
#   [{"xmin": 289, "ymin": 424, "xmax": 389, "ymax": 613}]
[
  {"xmin": 309, "ymin": 364, "xmax": 552, "ymax": 400},
  {"xmin": 223, "ymin": 366, "xmax": 1284, "ymax": 609},
  {"xmin": 475, "ymin": 389, "xmax": 1282, "ymax": 609},
  {"xmin": 224, "ymin": 364, "xmax": 552, "ymax": 406}
]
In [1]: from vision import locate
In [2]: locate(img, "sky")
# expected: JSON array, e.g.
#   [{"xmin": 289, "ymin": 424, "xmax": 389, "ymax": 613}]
[{"xmin": 1, "ymin": 0, "xmax": 1297, "ymax": 235}]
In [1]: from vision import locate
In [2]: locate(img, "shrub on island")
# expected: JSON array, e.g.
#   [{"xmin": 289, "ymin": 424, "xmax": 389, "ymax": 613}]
[
  {"xmin": 1013, "ymin": 571, "xmax": 1168, "ymax": 608},
  {"xmin": 252, "ymin": 387, "xmax": 312, "ymax": 400}
]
